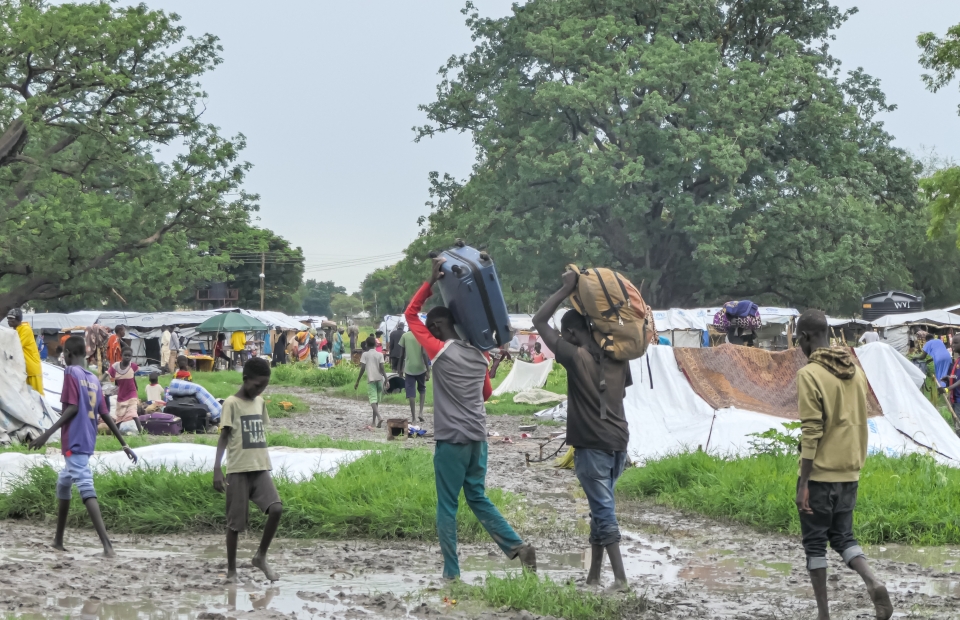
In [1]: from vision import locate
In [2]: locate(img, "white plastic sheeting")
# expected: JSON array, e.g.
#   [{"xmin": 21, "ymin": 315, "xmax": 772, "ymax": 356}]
[
  {"xmin": 0, "ymin": 444, "xmax": 370, "ymax": 493},
  {"xmin": 622, "ymin": 343, "xmax": 960, "ymax": 464},
  {"xmin": 40, "ymin": 362, "xmax": 64, "ymax": 413},
  {"xmin": 535, "ymin": 400, "xmax": 567, "ymax": 421},
  {"xmin": 21, "ymin": 313, "xmax": 84, "ymax": 332},
  {"xmin": 879, "ymin": 326, "xmax": 910, "ymax": 355},
  {"xmin": 0, "ymin": 327, "xmax": 59, "ymax": 444},
  {"xmin": 492, "ymin": 359, "xmax": 554, "ymax": 396},
  {"xmin": 379, "ymin": 314, "xmax": 426, "ymax": 338},
  {"xmin": 827, "ymin": 317, "xmax": 871, "ymax": 327},
  {"xmin": 872, "ymin": 309, "xmax": 960, "ymax": 328}
]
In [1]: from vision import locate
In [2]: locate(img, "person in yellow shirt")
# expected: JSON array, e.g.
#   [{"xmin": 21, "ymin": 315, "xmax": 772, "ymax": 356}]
[
  {"xmin": 231, "ymin": 331, "xmax": 247, "ymax": 368},
  {"xmin": 795, "ymin": 309, "xmax": 892, "ymax": 620},
  {"xmin": 6, "ymin": 308, "xmax": 43, "ymax": 394}
]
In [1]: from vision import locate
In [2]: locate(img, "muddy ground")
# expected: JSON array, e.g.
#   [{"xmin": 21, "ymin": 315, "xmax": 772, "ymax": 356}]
[{"xmin": 2, "ymin": 387, "xmax": 960, "ymax": 619}]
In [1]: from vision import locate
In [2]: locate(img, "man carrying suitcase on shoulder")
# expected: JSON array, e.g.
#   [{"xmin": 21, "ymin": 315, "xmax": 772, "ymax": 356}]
[{"xmin": 404, "ymin": 256, "xmax": 536, "ymax": 581}]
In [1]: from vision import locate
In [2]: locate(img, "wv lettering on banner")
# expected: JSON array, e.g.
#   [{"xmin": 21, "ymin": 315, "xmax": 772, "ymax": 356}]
[{"xmin": 240, "ymin": 414, "xmax": 267, "ymax": 449}]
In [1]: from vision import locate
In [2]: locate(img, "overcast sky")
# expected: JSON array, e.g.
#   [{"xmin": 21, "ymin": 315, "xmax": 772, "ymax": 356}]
[{"xmin": 147, "ymin": 0, "xmax": 960, "ymax": 292}]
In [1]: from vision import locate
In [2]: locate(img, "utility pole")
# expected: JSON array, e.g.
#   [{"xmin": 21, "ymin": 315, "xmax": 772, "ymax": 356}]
[{"xmin": 259, "ymin": 252, "xmax": 265, "ymax": 311}]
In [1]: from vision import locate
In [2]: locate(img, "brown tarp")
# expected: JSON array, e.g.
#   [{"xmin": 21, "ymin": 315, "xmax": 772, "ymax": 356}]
[{"xmin": 673, "ymin": 344, "xmax": 882, "ymax": 418}]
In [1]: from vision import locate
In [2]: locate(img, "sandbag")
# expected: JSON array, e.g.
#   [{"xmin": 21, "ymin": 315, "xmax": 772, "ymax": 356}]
[{"xmin": 566, "ymin": 265, "xmax": 653, "ymax": 361}]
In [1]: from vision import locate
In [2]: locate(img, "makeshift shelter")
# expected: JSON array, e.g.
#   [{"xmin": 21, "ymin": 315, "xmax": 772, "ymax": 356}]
[
  {"xmin": 621, "ymin": 342, "xmax": 960, "ymax": 464},
  {"xmin": 379, "ymin": 314, "xmax": 426, "ymax": 337},
  {"xmin": 651, "ymin": 309, "xmax": 707, "ymax": 348},
  {"xmin": 826, "ymin": 317, "xmax": 871, "ymax": 345},
  {"xmin": 871, "ymin": 309, "xmax": 960, "ymax": 355},
  {"xmin": 492, "ymin": 359, "xmax": 555, "ymax": 396},
  {"xmin": 0, "ymin": 327, "xmax": 59, "ymax": 444}
]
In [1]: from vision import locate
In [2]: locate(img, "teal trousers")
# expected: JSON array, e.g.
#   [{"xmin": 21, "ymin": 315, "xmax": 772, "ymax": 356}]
[{"xmin": 434, "ymin": 440, "xmax": 524, "ymax": 579}]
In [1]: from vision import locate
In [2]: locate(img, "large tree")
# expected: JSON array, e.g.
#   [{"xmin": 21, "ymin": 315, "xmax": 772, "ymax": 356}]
[
  {"xmin": 0, "ymin": 1, "xmax": 254, "ymax": 315},
  {"xmin": 918, "ymin": 24, "xmax": 960, "ymax": 246},
  {"xmin": 301, "ymin": 280, "xmax": 346, "ymax": 317},
  {"xmin": 410, "ymin": 0, "xmax": 922, "ymax": 314},
  {"xmin": 214, "ymin": 228, "xmax": 305, "ymax": 314}
]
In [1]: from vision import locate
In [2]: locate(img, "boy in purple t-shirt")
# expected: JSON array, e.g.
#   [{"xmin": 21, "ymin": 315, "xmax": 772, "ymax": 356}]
[{"xmin": 29, "ymin": 336, "xmax": 137, "ymax": 557}]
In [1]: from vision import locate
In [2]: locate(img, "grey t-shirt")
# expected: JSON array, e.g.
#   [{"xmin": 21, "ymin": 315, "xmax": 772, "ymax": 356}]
[{"xmin": 432, "ymin": 340, "xmax": 488, "ymax": 443}]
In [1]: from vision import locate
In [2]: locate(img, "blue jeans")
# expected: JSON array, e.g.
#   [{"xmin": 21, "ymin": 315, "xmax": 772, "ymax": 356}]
[
  {"xmin": 434, "ymin": 441, "xmax": 525, "ymax": 579},
  {"xmin": 574, "ymin": 448, "xmax": 627, "ymax": 546},
  {"xmin": 56, "ymin": 454, "xmax": 97, "ymax": 501}
]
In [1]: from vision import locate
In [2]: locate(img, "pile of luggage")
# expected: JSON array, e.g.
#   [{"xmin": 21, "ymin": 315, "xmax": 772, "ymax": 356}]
[{"xmin": 140, "ymin": 395, "xmax": 212, "ymax": 435}]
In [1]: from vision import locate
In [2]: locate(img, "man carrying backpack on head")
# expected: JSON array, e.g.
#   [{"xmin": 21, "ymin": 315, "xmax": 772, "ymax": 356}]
[{"xmin": 533, "ymin": 269, "xmax": 638, "ymax": 592}]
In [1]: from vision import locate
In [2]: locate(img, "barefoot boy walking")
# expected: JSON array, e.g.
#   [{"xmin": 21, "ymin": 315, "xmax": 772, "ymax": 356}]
[
  {"xmin": 29, "ymin": 336, "xmax": 137, "ymax": 557},
  {"xmin": 532, "ymin": 270, "xmax": 631, "ymax": 591},
  {"xmin": 354, "ymin": 335, "xmax": 386, "ymax": 428},
  {"xmin": 795, "ymin": 309, "xmax": 892, "ymax": 620},
  {"xmin": 405, "ymin": 256, "xmax": 536, "ymax": 580},
  {"xmin": 214, "ymin": 357, "xmax": 283, "ymax": 583}
]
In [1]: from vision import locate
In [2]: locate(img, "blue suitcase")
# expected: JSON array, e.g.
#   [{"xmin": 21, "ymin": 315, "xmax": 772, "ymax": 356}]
[{"xmin": 429, "ymin": 240, "xmax": 512, "ymax": 352}]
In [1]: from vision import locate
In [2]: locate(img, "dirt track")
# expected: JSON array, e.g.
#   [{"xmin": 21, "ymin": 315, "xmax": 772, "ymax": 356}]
[{"xmin": 2, "ymin": 389, "xmax": 959, "ymax": 619}]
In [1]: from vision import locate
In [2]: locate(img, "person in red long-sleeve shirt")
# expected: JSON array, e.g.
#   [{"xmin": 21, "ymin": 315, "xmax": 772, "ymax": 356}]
[{"xmin": 405, "ymin": 256, "xmax": 537, "ymax": 580}]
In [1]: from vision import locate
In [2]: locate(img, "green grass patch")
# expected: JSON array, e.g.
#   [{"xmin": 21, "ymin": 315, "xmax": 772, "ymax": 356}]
[
  {"xmin": 262, "ymin": 393, "xmax": 308, "ymax": 418},
  {"xmin": 0, "ymin": 449, "xmax": 522, "ymax": 540},
  {"xmin": 331, "ymin": 360, "xmax": 567, "ymax": 416},
  {"xmin": 447, "ymin": 572, "xmax": 646, "ymax": 620},
  {"xmin": 137, "ymin": 363, "xmax": 356, "ymax": 401},
  {"xmin": 269, "ymin": 362, "xmax": 357, "ymax": 389},
  {"xmin": 618, "ymin": 450, "xmax": 960, "ymax": 545}
]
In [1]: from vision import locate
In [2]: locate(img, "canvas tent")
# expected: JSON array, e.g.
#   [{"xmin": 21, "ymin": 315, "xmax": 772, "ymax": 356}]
[
  {"xmin": 651, "ymin": 309, "xmax": 707, "ymax": 348},
  {"xmin": 870, "ymin": 309, "xmax": 960, "ymax": 354},
  {"xmin": 0, "ymin": 327, "xmax": 59, "ymax": 445},
  {"xmin": 621, "ymin": 342, "xmax": 960, "ymax": 464}
]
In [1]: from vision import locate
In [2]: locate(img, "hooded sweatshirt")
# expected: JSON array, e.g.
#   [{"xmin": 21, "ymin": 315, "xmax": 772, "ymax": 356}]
[{"xmin": 798, "ymin": 347, "xmax": 868, "ymax": 482}]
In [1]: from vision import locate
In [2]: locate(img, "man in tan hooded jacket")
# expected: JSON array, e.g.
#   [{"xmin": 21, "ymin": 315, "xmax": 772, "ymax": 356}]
[{"xmin": 796, "ymin": 309, "xmax": 892, "ymax": 620}]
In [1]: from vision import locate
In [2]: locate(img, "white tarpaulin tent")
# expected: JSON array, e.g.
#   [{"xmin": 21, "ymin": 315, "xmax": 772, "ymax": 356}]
[
  {"xmin": 652, "ymin": 309, "xmax": 707, "ymax": 348},
  {"xmin": 214, "ymin": 309, "xmax": 307, "ymax": 331},
  {"xmin": 492, "ymin": 359, "xmax": 554, "ymax": 396},
  {"xmin": 0, "ymin": 444, "xmax": 370, "ymax": 493},
  {"xmin": 622, "ymin": 342, "xmax": 960, "ymax": 464},
  {"xmin": 870, "ymin": 309, "xmax": 960, "ymax": 354},
  {"xmin": 0, "ymin": 327, "xmax": 59, "ymax": 444},
  {"xmin": 379, "ymin": 314, "xmax": 426, "ymax": 338}
]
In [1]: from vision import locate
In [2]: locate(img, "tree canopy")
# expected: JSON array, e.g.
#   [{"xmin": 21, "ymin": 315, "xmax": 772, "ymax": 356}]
[
  {"xmin": 301, "ymin": 280, "xmax": 346, "ymax": 317},
  {"xmin": 918, "ymin": 24, "xmax": 960, "ymax": 248},
  {"xmin": 401, "ymin": 0, "xmax": 929, "ymax": 314},
  {"xmin": 0, "ymin": 0, "xmax": 254, "ymax": 315},
  {"xmin": 214, "ymin": 228, "xmax": 305, "ymax": 314}
]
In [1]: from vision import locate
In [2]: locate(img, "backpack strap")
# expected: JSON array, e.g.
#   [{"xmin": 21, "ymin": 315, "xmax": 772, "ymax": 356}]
[{"xmin": 599, "ymin": 353, "xmax": 608, "ymax": 420}]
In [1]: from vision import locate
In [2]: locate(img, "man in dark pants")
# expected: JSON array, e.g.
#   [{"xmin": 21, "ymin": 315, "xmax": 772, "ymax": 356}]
[
  {"xmin": 532, "ymin": 270, "xmax": 631, "ymax": 591},
  {"xmin": 796, "ymin": 309, "xmax": 892, "ymax": 620},
  {"xmin": 388, "ymin": 321, "xmax": 405, "ymax": 370}
]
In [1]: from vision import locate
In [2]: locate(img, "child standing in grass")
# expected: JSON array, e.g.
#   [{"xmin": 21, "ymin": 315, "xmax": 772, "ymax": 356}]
[
  {"xmin": 105, "ymin": 345, "xmax": 142, "ymax": 434},
  {"xmin": 28, "ymin": 336, "xmax": 137, "ymax": 557},
  {"xmin": 532, "ymin": 270, "xmax": 631, "ymax": 591},
  {"xmin": 213, "ymin": 357, "xmax": 283, "ymax": 583},
  {"xmin": 795, "ymin": 309, "xmax": 892, "ymax": 620},
  {"xmin": 404, "ymin": 257, "xmax": 536, "ymax": 581},
  {"xmin": 354, "ymin": 335, "xmax": 385, "ymax": 427}
]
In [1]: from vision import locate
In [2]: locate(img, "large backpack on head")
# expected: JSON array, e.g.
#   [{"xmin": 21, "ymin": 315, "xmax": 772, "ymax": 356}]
[{"xmin": 566, "ymin": 265, "xmax": 654, "ymax": 362}]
